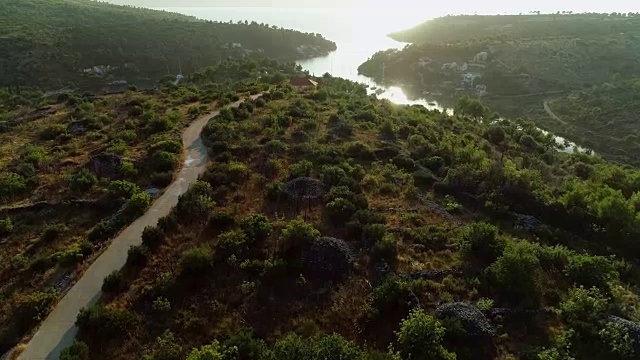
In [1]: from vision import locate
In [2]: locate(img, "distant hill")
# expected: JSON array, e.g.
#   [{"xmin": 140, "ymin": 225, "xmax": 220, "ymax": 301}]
[
  {"xmin": 0, "ymin": 0, "xmax": 336, "ymax": 90},
  {"xmin": 390, "ymin": 13, "xmax": 640, "ymax": 43},
  {"xmin": 359, "ymin": 13, "xmax": 640, "ymax": 164}
]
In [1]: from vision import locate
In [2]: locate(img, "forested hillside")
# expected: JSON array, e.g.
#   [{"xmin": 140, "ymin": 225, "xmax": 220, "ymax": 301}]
[
  {"xmin": 358, "ymin": 13, "xmax": 640, "ymax": 164},
  {"xmin": 0, "ymin": 58, "xmax": 299, "ymax": 353},
  {"xmin": 0, "ymin": 0, "xmax": 336, "ymax": 90},
  {"xmin": 36, "ymin": 75, "xmax": 640, "ymax": 360},
  {"xmin": 543, "ymin": 79, "xmax": 640, "ymax": 165}
]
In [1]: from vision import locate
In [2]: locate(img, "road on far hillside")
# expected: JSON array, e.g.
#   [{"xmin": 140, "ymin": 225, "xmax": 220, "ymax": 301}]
[{"xmin": 15, "ymin": 94, "xmax": 262, "ymax": 360}]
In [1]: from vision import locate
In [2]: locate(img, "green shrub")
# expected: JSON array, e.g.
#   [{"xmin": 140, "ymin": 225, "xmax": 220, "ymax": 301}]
[
  {"xmin": 39, "ymin": 124, "xmax": 68, "ymax": 140},
  {"xmin": 266, "ymin": 181, "xmax": 288, "ymax": 203},
  {"xmin": 396, "ymin": 309, "xmax": 456, "ymax": 360},
  {"xmin": 152, "ymin": 297, "xmax": 172, "ymax": 312},
  {"xmin": 218, "ymin": 230, "xmax": 248, "ymax": 254},
  {"xmin": 564, "ymin": 254, "xmax": 617, "ymax": 291},
  {"xmin": 126, "ymin": 245, "xmax": 149, "ymax": 267},
  {"xmin": 88, "ymin": 220, "xmax": 116, "ymax": 243},
  {"xmin": 559, "ymin": 286, "xmax": 609, "ymax": 335},
  {"xmin": 59, "ymin": 341, "xmax": 90, "ymax": 360},
  {"xmin": 40, "ymin": 223, "xmax": 67, "ymax": 242},
  {"xmin": 105, "ymin": 139, "xmax": 127, "ymax": 155},
  {"xmin": 227, "ymin": 161, "xmax": 249, "ymax": 183},
  {"xmin": 11, "ymin": 253, "xmax": 28, "ymax": 270},
  {"xmin": 149, "ymin": 138, "xmax": 182, "ymax": 155},
  {"xmin": 325, "ymin": 198, "xmax": 357, "ymax": 225},
  {"xmin": 17, "ymin": 290, "xmax": 58, "ymax": 328},
  {"xmin": 363, "ymin": 223, "xmax": 387, "ymax": 245},
  {"xmin": 457, "ymin": 222, "xmax": 504, "ymax": 263},
  {"xmin": 54, "ymin": 246, "xmax": 84, "ymax": 267},
  {"xmin": 142, "ymin": 226, "xmax": 165, "ymax": 249},
  {"xmin": 126, "ymin": 192, "xmax": 152, "ymax": 217},
  {"xmin": 373, "ymin": 233, "xmax": 399, "ymax": 267},
  {"xmin": 143, "ymin": 330, "xmax": 183, "ymax": 360},
  {"xmin": 279, "ymin": 219, "xmax": 321, "ymax": 253},
  {"xmin": 0, "ymin": 172, "xmax": 27, "ymax": 199},
  {"xmin": 66, "ymin": 168, "xmax": 97, "ymax": 193},
  {"xmin": 290, "ymin": 160, "xmax": 313, "ymax": 178},
  {"xmin": 319, "ymin": 165, "xmax": 348, "ymax": 187},
  {"xmin": 211, "ymin": 212, "xmax": 236, "ymax": 231},
  {"xmin": 151, "ymin": 151, "xmax": 180, "ymax": 172},
  {"xmin": 241, "ymin": 214, "xmax": 272, "ymax": 242},
  {"xmin": 119, "ymin": 160, "xmax": 138, "ymax": 179},
  {"xmin": 76, "ymin": 305, "xmax": 139, "ymax": 338},
  {"xmin": 108, "ymin": 180, "xmax": 141, "ymax": 199},
  {"xmin": 0, "ymin": 217, "xmax": 13, "ymax": 237},
  {"xmin": 22, "ymin": 145, "xmax": 50, "ymax": 168},
  {"xmin": 345, "ymin": 141, "xmax": 374, "ymax": 160},
  {"xmin": 150, "ymin": 171, "xmax": 173, "ymax": 187},
  {"xmin": 180, "ymin": 245, "xmax": 213, "ymax": 275},
  {"xmin": 324, "ymin": 186, "xmax": 368, "ymax": 209},
  {"xmin": 312, "ymin": 333, "xmax": 363, "ymax": 360},
  {"xmin": 351, "ymin": 210, "xmax": 386, "ymax": 225},
  {"xmin": 185, "ymin": 340, "xmax": 237, "ymax": 360},
  {"xmin": 487, "ymin": 241, "xmax": 540, "ymax": 306},
  {"xmin": 265, "ymin": 140, "xmax": 288, "ymax": 156},
  {"xmin": 102, "ymin": 270, "xmax": 124, "ymax": 293}
]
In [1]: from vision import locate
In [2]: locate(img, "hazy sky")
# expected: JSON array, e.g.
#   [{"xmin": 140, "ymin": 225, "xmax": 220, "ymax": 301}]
[{"xmin": 104, "ymin": 0, "xmax": 640, "ymax": 13}]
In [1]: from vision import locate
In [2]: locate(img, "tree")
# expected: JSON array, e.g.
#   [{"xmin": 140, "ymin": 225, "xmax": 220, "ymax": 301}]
[
  {"xmin": 0, "ymin": 172, "xmax": 27, "ymax": 199},
  {"xmin": 59, "ymin": 341, "xmax": 90, "ymax": 360},
  {"xmin": 185, "ymin": 340, "xmax": 237, "ymax": 360},
  {"xmin": 0, "ymin": 217, "xmax": 13, "ymax": 237},
  {"xmin": 396, "ymin": 310, "xmax": 456, "ymax": 360},
  {"xmin": 279, "ymin": 219, "xmax": 320, "ymax": 253},
  {"xmin": 487, "ymin": 241, "xmax": 540, "ymax": 306},
  {"xmin": 455, "ymin": 96, "xmax": 488, "ymax": 121},
  {"xmin": 179, "ymin": 245, "xmax": 213, "ymax": 275},
  {"xmin": 66, "ymin": 168, "xmax": 97, "ymax": 193},
  {"xmin": 457, "ymin": 222, "xmax": 504, "ymax": 263}
]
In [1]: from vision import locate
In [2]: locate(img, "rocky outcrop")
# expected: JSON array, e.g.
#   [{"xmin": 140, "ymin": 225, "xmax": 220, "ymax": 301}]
[
  {"xmin": 301, "ymin": 237, "xmax": 355, "ymax": 282},
  {"xmin": 285, "ymin": 177, "xmax": 326, "ymax": 201},
  {"xmin": 608, "ymin": 316, "xmax": 640, "ymax": 352},
  {"xmin": 404, "ymin": 269, "xmax": 464, "ymax": 281},
  {"xmin": 513, "ymin": 213, "xmax": 541, "ymax": 234},
  {"xmin": 436, "ymin": 302, "xmax": 496, "ymax": 340},
  {"xmin": 89, "ymin": 153, "xmax": 123, "ymax": 178},
  {"xmin": 67, "ymin": 119, "xmax": 90, "ymax": 135}
]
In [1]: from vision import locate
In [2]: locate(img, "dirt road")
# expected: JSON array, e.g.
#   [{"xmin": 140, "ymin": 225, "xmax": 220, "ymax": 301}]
[{"xmin": 16, "ymin": 95, "xmax": 259, "ymax": 360}]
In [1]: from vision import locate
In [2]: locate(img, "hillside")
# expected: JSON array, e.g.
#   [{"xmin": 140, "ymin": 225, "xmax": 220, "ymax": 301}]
[
  {"xmin": 390, "ymin": 13, "xmax": 640, "ymax": 43},
  {"xmin": 542, "ymin": 79, "xmax": 640, "ymax": 165},
  {"xmin": 33, "ymin": 76, "xmax": 640, "ymax": 360},
  {"xmin": 0, "ymin": 58, "xmax": 299, "ymax": 353},
  {"xmin": 0, "ymin": 0, "xmax": 336, "ymax": 91},
  {"xmin": 358, "ymin": 13, "xmax": 640, "ymax": 164}
]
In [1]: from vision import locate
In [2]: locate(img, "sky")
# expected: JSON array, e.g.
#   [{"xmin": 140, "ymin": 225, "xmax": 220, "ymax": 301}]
[{"xmin": 104, "ymin": 0, "xmax": 640, "ymax": 13}]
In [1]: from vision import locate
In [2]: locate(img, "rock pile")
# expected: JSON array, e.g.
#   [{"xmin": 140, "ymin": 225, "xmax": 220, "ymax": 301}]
[
  {"xmin": 608, "ymin": 316, "xmax": 640, "ymax": 351},
  {"xmin": 405, "ymin": 269, "xmax": 464, "ymax": 281},
  {"xmin": 514, "ymin": 213, "xmax": 541, "ymax": 234},
  {"xmin": 301, "ymin": 237, "xmax": 355, "ymax": 282},
  {"xmin": 285, "ymin": 177, "xmax": 326, "ymax": 201},
  {"xmin": 89, "ymin": 153, "xmax": 123, "ymax": 178},
  {"xmin": 436, "ymin": 302, "xmax": 496, "ymax": 340}
]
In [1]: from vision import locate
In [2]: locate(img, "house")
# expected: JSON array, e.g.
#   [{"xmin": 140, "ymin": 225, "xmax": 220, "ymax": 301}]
[{"xmin": 290, "ymin": 76, "xmax": 318, "ymax": 88}]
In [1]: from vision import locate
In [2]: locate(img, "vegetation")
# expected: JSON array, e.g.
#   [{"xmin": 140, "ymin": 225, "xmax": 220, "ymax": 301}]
[
  {"xmin": 0, "ymin": 0, "xmax": 336, "ymax": 90},
  {"xmin": 0, "ymin": 57, "xmax": 302, "ymax": 351},
  {"xmin": 358, "ymin": 13, "xmax": 640, "ymax": 164},
  {"xmin": 49, "ymin": 75, "xmax": 640, "ymax": 360}
]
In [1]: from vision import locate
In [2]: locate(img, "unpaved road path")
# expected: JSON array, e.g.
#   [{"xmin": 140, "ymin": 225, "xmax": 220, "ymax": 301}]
[
  {"xmin": 543, "ymin": 99, "xmax": 569, "ymax": 127},
  {"xmin": 16, "ymin": 95, "xmax": 260, "ymax": 360}
]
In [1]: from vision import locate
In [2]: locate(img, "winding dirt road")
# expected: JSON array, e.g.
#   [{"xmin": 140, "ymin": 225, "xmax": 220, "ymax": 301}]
[{"xmin": 16, "ymin": 95, "xmax": 260, "ymax": 360}]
